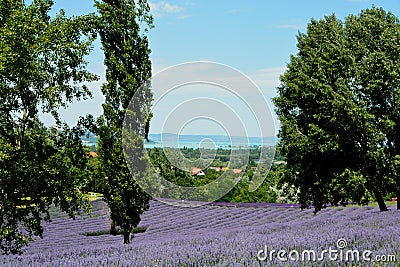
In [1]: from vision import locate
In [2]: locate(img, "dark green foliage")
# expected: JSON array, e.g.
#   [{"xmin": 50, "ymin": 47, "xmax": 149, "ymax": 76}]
[
  {"xmin": 85, "ymin": 155, "xmax": 106, "ymax": 193},
  {"xmin": 274, "ymin": 7, "xmax": 400, "ymax": 212},
  {"xmin": 147, "ymin": 147, "xmax": 193, "ymax": 187},
  {"xmin": 94, "ymin": 0, "xmax": 153, "ymax": 244},
  {"xmin": 0, "ymin": 0, "xmax": 97, "ymax": 254},
  {"xmin": 144, "ymin": 112, "xmax": 152, "ymax": 142},
  {"xmin": 218, "ymin": 169, "xmax": 279, "ymax": 203},
  {"xmin": 146, "ymin": 147, "xmax": 279, "ymax": 203},
  {"xmin": 83, "ymin": 226, "xmax": 146, "ymax": 237}
]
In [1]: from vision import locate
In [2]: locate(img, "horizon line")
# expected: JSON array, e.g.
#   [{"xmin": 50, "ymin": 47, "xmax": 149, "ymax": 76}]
[{"xmin": 149, "ymin": 133, "xmax": 278, "ymax": 138}]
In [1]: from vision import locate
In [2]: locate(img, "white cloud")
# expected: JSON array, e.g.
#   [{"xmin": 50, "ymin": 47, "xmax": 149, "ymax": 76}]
[
  {"xmin": 249, "ymin": 67, "xmax": 287, "ymax": 94},
  {"xmin": 275, "ymin": 24, "xmax": 305, "ymax": 30},
  {"xmin": 151, "ymin": 61, "xmax": 286, "ymax": 99},
  {"xmin": 149, "ymin": 1, "xmax": 184, "ymax": 18},
  {"xmin": 178, "ymin": 14, "xmax": 192, "ymax": 20}
]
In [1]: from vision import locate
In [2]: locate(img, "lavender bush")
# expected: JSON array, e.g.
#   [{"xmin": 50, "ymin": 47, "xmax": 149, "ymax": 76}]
[{"xmin": 1, "ymin": 199, "xmax": 399, "ymax": 266}]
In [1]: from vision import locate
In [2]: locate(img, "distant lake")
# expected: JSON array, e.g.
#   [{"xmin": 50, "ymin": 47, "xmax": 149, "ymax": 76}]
[
  {"xmin": 145, "ymin": 133, "xmax": 277, "ymax": 149},
  {"xmin": 80, "ymin": 132, "xmax": 98, "ymax": 148},
  {"xmin": 81, "ymin": 133, "xmax": 278, "ymax": 149}
]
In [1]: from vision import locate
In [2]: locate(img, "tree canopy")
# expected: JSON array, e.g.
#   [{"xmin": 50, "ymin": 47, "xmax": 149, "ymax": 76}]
[
  {"xmin": 0, "ymin": 0, "xmax": 97, "ymax": 254},
  {"xmin": 274, "ymin": 6, "xmax": 400, "ymax": 212},
  {"xmin": 94, "ymin": 0, "xmax": 153, "ymax": 244}
]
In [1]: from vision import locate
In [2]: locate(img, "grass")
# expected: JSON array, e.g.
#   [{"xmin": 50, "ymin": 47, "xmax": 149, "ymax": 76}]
[
  {"xmin": 85, "ymin": 192, "xmax": 103, "ymax": 201},
  {"xmin": 347, "ymin": 200, "xmax": 398, "ymax": 208}
]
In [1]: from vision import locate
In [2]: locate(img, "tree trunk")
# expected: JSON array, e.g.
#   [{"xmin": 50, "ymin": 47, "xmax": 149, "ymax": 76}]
[
  {"xmin": 372, "ymin": 187, "xmax": 388, "ymax": 211},
  {"xmin": 144, "ymin": 119, "xmax": 150, "ymax": 142},
  {"xmin": 110, "ymin": 219, "xmax": 116, "ymax": 235},
  {"xmin": 123, "ymin": 228, "xmax": 130, "ymax": 244}
]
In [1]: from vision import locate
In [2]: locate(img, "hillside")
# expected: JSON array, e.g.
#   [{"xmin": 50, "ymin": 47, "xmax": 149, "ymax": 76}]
[{"xmin": 1, "ymin": 200, "xmax": 399, "ymax": 266}]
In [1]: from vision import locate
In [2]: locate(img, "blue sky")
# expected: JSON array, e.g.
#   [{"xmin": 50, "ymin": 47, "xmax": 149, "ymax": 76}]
[{"xmin": 41, "ymin": 0, "xmax": 400, "ymax": 137}]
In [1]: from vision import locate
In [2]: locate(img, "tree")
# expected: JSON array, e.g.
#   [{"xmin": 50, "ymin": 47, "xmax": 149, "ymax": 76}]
[
  {"xmin": 274, "ymin": 7, "xmax": 400, "ymax": 212},
  {"xmin": 345, "ymin": 7, "xmax": 400, "ymax": 210},
  {"xmin": 95, "ymin": 0, "xmax": 153, "ymax": 244},
  {"xmin": 0, "ymin": 0, "xmax": 97, "ymax": 254}
]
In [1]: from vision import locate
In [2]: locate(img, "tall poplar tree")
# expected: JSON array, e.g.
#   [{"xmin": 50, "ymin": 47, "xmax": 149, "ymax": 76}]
[{"xmin": 95, "ymin": 0, "xmax": 153, "ymax": 244}]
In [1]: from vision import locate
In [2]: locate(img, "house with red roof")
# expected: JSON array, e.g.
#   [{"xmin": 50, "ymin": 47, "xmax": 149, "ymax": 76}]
[{"xmin": 192, "ymin": 167, "xmax": 205, "ymax": 176}]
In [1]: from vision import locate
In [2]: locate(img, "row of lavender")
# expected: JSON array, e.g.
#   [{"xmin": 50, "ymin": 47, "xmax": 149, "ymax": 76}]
[{"xmin": 2, "ymin": 199, "xmax": 400, "ymax": 266}]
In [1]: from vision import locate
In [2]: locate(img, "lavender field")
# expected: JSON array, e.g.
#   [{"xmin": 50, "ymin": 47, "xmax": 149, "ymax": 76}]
[{"xmin": 1, "ymin": 199, "xmax": 400, "ymax": 266}]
